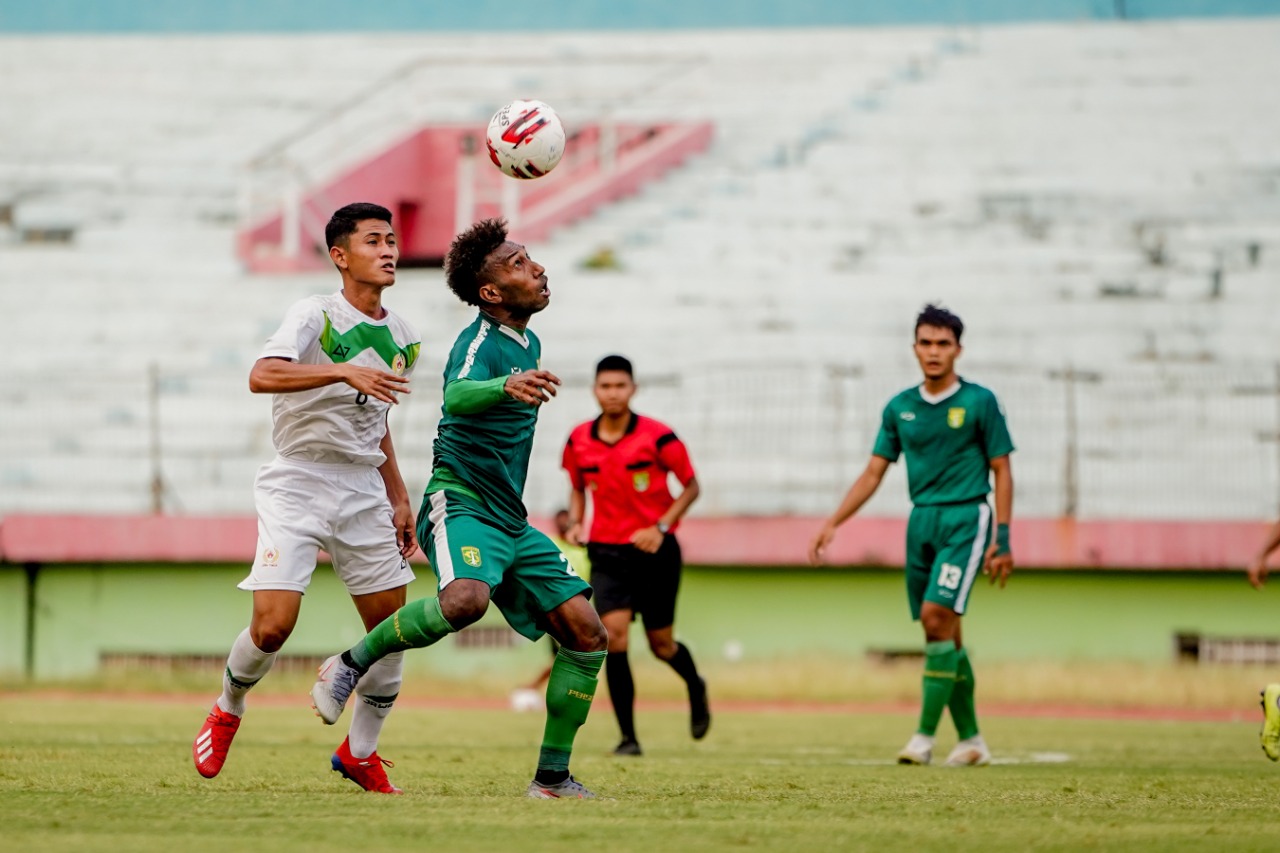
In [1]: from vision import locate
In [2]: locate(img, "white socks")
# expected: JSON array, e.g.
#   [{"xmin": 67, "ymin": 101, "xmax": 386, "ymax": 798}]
[
  {"xmin": 216, "ymin": 628, "xmax": 277, "ymax": 717},
  {"xmin": 347, "ymin": 652, "xmax": 404, "ymax": 759}
]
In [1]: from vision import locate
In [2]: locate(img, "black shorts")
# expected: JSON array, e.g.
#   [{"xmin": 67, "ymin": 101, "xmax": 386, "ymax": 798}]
[{"xmin": 587, "ymin": 535, "xmax": 683, "ymax": 630}]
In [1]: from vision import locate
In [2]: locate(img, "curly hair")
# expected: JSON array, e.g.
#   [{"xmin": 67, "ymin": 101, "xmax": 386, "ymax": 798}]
[
  {"xmin": 445, "ymin": 218, "xmax": 509, "ymax": 306},
  {"xmin": 915, "ymin": 303, "xmax": 964, "ymax": 344}
]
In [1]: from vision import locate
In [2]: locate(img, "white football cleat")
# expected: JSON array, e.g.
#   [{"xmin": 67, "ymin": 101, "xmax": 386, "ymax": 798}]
[
  {"xmin": 896, "ymin": 733, "xmax": 935, "ymax": 765},
  {"xmin": 310, "ymin": 654, "xmax": 362, "ymax": 725},
  {"xmin": 944, "ymin": 735, "xmax": 992, "ymax": 767}
]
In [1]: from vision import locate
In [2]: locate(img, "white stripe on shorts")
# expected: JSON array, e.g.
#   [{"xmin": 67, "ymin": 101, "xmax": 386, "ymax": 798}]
[
  {"xmin": 427, "ymin": 491, "xmax": 456, "ymax": 588},
  {"xmin": 955, "ymin": 503, "xmax": 991, "ymax": 615}
]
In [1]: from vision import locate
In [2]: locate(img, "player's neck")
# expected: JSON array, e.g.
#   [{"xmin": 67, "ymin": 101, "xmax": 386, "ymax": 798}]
[
  {"xmin": 597, "ymin": 409, "xmax": 632, "ymax": 438},
  {"xmin": 921, "ymin": 374, "xmax": 959, "ymax": 397},
  {"xmin": 340, "ymin": 282, "xmax": 388, "ymax": 320},
  {"xmin": 481, "ymin": 308, "xmax": 529, "ymax": 333}
]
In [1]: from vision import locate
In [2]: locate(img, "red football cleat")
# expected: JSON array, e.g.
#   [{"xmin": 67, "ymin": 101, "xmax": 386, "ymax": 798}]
[
  {"xmin": 331, "ymin": 737, "xmax": 402, "ymax": 794},
  {"xmin": 193, "ymin": 704, "xmax": 241, "ymax": 778}
]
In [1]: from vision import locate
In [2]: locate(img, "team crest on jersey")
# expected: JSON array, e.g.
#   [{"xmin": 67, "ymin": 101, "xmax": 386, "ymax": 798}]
[
  {"xmin": 461, "ymin": 546, "xmax": 482, "ymax": 568},
  {"xmin": 392, "ymin": 353, "xmax": 406, "ymax": 375},
  {"xmin": 632, "ymin": 471, "xmax": 650, "ymax": 492},
  {"xmin": 947, "ymin": 407, "xmax": 966, "ymax": 428},
  {"xmin": 900, "ymin": 411, "xmax": 916, "ymax": 421},
  {"xmin": 262, "ymin": 547, "xmax": 279, "ymax": 567}
]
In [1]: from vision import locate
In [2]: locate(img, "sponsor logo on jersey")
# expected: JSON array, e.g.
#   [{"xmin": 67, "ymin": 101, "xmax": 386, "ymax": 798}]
[
  {"xmin": 948, "ymin": 407, "xmax": 966, "ymax": 428},
  {"xmin": 511, "ymin": 367, "xmax": 522, "ymax": 374},
  {"xmin": 632, "ymin": 471, "xmax": 650, "ymax": 492},
  {"xmin": 900, "ymin": 411, "xmax": 916, "ymax": 421},
  {"xmin": 392, "ymin": 353, "xmax": 406, "ymax": 375},
  {"xmin": 262, "ymin": 547, "xmax": 279, "ymax": 567},
  {"xmin": 461, "ymin": 546, "xmax": 482, "ymax": 567}
]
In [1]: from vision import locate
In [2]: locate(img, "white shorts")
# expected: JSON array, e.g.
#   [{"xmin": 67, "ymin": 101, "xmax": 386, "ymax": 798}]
[{"xmin": 238, "ymin": 457, "xmax": 415, "ymax": 596}]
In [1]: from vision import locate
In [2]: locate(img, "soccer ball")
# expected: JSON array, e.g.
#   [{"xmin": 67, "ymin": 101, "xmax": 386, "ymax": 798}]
[{"xmin": 485, "ymin": 99, "xmax": 566, "ymax": 180}]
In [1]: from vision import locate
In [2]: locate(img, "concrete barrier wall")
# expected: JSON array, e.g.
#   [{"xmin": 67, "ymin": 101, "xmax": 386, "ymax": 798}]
[{"xmin": 1, "ymin": 561, "xmax": 1271, "ymax": 679}]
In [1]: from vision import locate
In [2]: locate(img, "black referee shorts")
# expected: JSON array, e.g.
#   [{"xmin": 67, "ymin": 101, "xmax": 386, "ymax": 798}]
[{"xmin": 587, "ymin": 534, "xmax": 683, "ymax": 630}]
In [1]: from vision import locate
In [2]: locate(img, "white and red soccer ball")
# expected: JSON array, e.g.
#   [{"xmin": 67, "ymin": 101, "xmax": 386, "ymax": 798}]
[{"xmin": 485, "ymin": 99, "xmax": 566, "ymax": 180}]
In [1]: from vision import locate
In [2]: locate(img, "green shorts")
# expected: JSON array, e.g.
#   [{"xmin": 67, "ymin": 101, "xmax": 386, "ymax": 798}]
[
  {"xmin": 904, "ymin": 501, "xmax": 992, "ymax": 620},
  {"xmin": 417, "ymin": 489, "xmax": 592, "ymax": 641}
]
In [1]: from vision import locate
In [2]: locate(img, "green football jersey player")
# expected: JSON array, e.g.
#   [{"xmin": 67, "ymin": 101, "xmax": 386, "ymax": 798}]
[
  {"xmin": 811, "ymin": 304, "xmax": 1014, "ymax": 768},
  {"xmin": 310, "ymin": 218, "xmax": 608, "ymax": 800}
]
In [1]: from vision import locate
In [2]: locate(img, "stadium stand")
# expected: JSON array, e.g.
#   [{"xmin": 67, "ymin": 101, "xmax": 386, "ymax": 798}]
[{"xmin": 1, "ymin": 21, "xmax": 1278, "ymax": 538}]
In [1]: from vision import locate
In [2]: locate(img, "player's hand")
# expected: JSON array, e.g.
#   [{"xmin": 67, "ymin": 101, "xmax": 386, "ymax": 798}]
[
  {"xmin": 505, "ymin": 370, "xmax": 561, "ymax": 406},
  {"xmin": 392, "ymin": 499, "xmax": 417, "ymax": 560},
  {"xmin": 342, "ymin": 365, "xmax": 410, "ymax": 404},
  {"xmin": 630, "ymin": 526, "xmax": 664, "ymax": 554},
  {"xmin": 1248, "ymin": 556, "xmax": 1269, "ymax": 590},
  {"xmin": 565, "ymin": 521, "xmax": 585, "ymax": 547},
  {"xmin": 983, "ymin": 544, "xmax": 1013, "ymax": 587},
  {"xmin": 809, "ymin": 524, "xmax": 837, "ymax": 566}
]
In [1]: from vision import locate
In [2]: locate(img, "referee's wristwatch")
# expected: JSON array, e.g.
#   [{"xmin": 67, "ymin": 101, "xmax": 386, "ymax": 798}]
[{"xmin": 656, "ymin": 522, "xmax": 671, "ymax": 535}]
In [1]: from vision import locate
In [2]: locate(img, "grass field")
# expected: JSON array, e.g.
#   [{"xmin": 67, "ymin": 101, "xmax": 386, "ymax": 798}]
[{"xmin": 3, "ymin": 688, "xmax": 1279, "ymax": 853}]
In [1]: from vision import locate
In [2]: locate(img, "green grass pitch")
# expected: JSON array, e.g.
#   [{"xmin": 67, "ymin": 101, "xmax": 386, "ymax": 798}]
[{"xmin": 2, "ymin": 696, "xmax": 1278, "ymax": 852}]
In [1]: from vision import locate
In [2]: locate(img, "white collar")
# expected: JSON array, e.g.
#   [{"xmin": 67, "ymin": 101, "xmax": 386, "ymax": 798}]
[
  {"xmin": 498, "ymin": 324, "xmax": 530, "ymax": 348},
  {"xmin": 918, "ymin": 380, "xmax": 962, "ymax": 405}
]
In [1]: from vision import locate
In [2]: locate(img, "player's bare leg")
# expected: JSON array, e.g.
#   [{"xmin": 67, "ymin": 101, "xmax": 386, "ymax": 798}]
[{"xmin": 194, "ymin": 590, "xmax": 299, "ymax": 778}]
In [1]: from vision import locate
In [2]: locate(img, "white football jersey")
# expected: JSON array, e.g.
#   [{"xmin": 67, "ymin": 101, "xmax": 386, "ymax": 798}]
[{"xmin": 259, "ymin": 292, "xmax": 420, "ymax": 466}]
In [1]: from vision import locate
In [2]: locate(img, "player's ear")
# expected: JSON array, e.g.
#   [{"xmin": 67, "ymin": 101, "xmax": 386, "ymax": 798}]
[
  {"xmin": 478, "ymin": 282, "xmax": 502, "ymax": 305},
  {"xmin": 330, "ymin": 244, "xmax": 347, "ymax": 270}
]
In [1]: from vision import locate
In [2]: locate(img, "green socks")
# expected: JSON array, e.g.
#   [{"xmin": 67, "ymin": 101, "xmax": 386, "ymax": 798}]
[
  {"xmin": 537, "ymin": 647, "xmax": 606, "ymax": 774},
  {"xmin": 917, "ymin": 639, "xmax": 961, "ymax": 736},
  {"xmin": 349, "ymin": 596, "xmax": 455, "ymax": 670},
  {"xmin": 948, "ymin": 647, "xmax": 980, "ymax": 740}
]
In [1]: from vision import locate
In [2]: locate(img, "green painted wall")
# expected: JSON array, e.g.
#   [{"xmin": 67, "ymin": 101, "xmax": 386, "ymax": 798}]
[
  {"xmin": 0, "ymin": 567, "xmax": 27, "ymax": 673},
  {"xmin": 0, "ymin": 563, "xmax": 1272, "ymax": 680}
]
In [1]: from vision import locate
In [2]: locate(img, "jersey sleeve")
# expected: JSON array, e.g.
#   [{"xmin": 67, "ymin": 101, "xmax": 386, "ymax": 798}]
[
  {"xmin": 655, "ymin": 430, "xmax": 696, "ymax": 486},
  {"xmin": 561, "ymin": 434, "xmax": 585, "ymax": 491},
  {"xmin": 980, "ymin": 389, "xmax": 1016, "ymax": 459},
  {"xmin": 260, "ymin": 298, "xmax": 322, "ymax": 362},
  {"xmin": 871, "ymin": 401, "xmax": 901, "ymax": 461}
]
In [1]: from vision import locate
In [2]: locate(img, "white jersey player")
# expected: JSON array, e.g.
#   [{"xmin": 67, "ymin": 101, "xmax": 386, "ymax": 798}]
[{"xmin": 193, "ymin": 203, "xmax": 419, "ymax": 794}]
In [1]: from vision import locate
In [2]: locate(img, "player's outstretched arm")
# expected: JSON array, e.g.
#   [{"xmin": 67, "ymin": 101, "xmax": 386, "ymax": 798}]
[
  {"xmin": 809, "ymin": 455, "xmax": 890, "ymax": 566},
  {"xmin": 249, "ymin": 357, "xmax": 409, "ymax": 404},
  {"xmin": 983, "ymin": 454, "xmax": 1014, "ymax": 587},
  {"xmin": 1247, "ymin": 519, "xmax": 1280, "ymax": 589}
]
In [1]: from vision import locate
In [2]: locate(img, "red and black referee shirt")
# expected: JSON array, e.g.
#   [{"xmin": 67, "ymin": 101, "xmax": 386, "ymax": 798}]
[{"xmin": 562, "ymin": 412, "xmax": 696, "ymax": 546}]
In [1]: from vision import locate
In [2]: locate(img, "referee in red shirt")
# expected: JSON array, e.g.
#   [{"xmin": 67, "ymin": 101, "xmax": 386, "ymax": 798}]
[{"xmin": 562, "ymin": 355, "xmax": 709, "ymax": 756}]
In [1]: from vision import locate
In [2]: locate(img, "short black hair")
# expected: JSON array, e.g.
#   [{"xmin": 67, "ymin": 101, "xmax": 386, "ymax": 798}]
[
  {"xmin": 595, "ymin": 354, "xmax": 633, "ymax": 376},
  {"xmin": 325, "ymin": 202, "xmax": 393, "ymax": 250},
  {"xmin": 445, "ymin": 218, "xmax": 509, "ymax": 306},
  {"xmin": 915, "ymin": 303, "xmax": 964, "ymax": 343}
]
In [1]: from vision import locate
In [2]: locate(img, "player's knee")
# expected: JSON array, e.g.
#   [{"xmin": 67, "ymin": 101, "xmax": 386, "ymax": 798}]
[
  {"xmin": 919, "ymin": 609, "xmax": 958, "ymax": 642},
  {"xmin": 568, "ymin": 618, "xmax": 609, "ymax": 653},
  {"xmin": 648, "ymin": 636, "xmax": 678, "ymax": 659},
  {"xmin": 438, "ymin": 582, "xmax": 490, "ymax": 629},
  {"xmin": 250, "ymin": 622, "xmax": 293, "ymax": 653}
]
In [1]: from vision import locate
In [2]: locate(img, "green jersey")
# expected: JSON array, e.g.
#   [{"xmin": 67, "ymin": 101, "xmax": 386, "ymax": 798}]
[
  {"xmin": 429, "ymin": 313, "xmax": 543, "ymax": 534},
  {"xmin": 872, "ymin": 378, "xmax": 1014, "ymax": 507}
]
